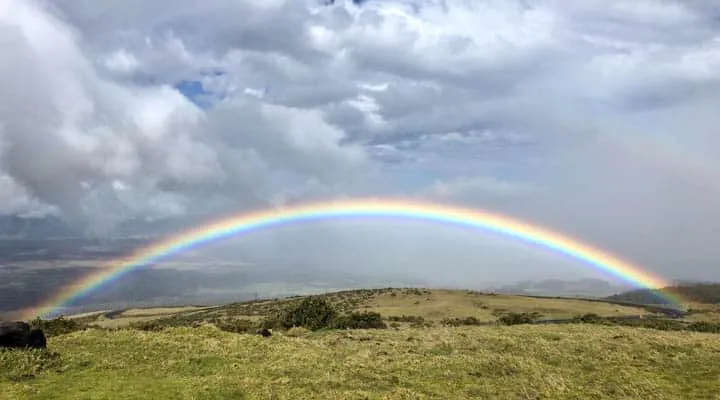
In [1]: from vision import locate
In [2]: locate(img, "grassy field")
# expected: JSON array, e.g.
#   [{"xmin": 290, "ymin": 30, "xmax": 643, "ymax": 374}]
[
  {"xmin": 365, "ymin": 289, "xmax": 653, "ymax": 321},
  {"xmin": 81, "ymin": 288, "xmax": 657, "ymax": 329},
  {"xmin": 90, "ymin": 306, "xmax": 214, "ymax": 329},
  {"xmin": 2, "ymin": 324, "xmax": 719, "ymax": 399},
  {"xmin": 3, "ymin": 288, "xmax": 719, "ymax": 399}
]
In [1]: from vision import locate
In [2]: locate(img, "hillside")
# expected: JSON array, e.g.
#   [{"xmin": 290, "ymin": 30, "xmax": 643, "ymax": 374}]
[
  {"xmin": 3, "ymin": 288, "xmax": 720, "ymax": 399},
  {"xmin": 3, "ymin": 324, "xmax": 720, "ymax": 399},
  {"xmin": 606, "ymin": 283, "xmax": 720, "ymax": 306},
  {"xmin": 79, "ymin": 288, "xmax": 660, "ymax": 330}
]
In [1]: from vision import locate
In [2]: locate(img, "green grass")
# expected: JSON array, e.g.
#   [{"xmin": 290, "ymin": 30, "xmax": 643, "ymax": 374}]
[
  {"xmin": 1, "ymin": 324, "xmax": 719, "ymax": 399},
  {"xmin": 4, "ymin": 288, "xmax": 720, "ymax": 399}
]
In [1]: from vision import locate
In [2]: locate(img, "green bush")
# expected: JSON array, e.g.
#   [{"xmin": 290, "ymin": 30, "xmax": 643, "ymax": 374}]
[
  {"xmin": 498, "ymin": 312, "xmax": 542, "ymax": 325},
  {"xmin": 387, "ymin": 315, "xmax": 425, "ymax": 324},
  {"xmin": 276, "ymin": 296, "xmax": 338, "ymax": 331},
  {"xmin": 333, "ymin": 312, "xmax": 386, "ymax": 329},
  {"xmin": 441, "ymin": 316, "xmax": 483, "ymax": 327},
  {"xmin": 29, "ymin": 317, "xmax": 85, "ymax": 337},
  {"xmin": 129, "ymin": 316, "xmax": 200, "ymax": 332},
  {"xmin": 686, "ymin": 321, "xmax": 720, "ymax": 333},
  {"xmin": 571, "ymin": 313, "xmax": 603, "ymax": 323},
  {"xmin": 607, "ymin": 317, "xmax": 685, "ymax": 331}
]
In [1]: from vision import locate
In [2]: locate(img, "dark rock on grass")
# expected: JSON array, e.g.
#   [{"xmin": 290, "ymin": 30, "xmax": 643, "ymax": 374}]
[
  {"xmin": 0, "ymin": 321, "xmax": 48, "ymax": 349},
  {"xmin": 28, "ymin": 328, "xmax": 47, "ymax": 348},
  {"xmin": 256, "ymin": 328, "xmax": 272, "ymax": 337}
]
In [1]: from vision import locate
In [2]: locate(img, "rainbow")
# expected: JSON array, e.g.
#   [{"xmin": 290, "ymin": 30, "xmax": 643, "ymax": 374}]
[{"xmin": 23, "ymin": 198, "xmax": 685, "ymax": 319}]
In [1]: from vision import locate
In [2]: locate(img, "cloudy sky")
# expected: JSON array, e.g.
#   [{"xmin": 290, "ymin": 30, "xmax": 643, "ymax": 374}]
[{"xmin": 1, "ymin": 0, "xmax": 719, "ymax": 284}]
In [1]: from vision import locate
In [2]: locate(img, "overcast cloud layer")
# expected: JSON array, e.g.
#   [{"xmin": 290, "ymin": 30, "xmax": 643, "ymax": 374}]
[{"xmin": 1, "ymin": 0, "xmax": 719, "ymax": 283}]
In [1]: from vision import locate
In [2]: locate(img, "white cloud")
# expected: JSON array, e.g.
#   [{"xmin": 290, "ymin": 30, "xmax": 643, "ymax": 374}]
[{"xmin": 2, "ymin": 0, "xmax": 720, "ymax": 282}]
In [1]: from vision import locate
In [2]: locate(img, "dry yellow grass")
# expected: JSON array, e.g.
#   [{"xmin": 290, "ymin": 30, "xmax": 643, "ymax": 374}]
[
  {"xmin": 65, "ymin": 310, "xmax": 109, "ymax": 319},
  {"xmin": 119, "ymin": 306, "xmax": 212, "ymax": 317},
  {"xmin": 364, "ymin": 289, "xmax": 651, "ymax": 321}
]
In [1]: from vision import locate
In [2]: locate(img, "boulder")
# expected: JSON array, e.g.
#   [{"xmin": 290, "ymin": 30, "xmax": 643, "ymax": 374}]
[
  {"xmin": 256, "ymin": 328, "xmax": 272, "ymax": 337},
  {"xmin": 0, "ymin": 321, "xmax": 47, "ymax": 349}
]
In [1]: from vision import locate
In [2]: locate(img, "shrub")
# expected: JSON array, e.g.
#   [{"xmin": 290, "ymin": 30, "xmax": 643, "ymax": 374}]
[
  {"xmin": 215, "ymin": 319, "xmax": 257, "ymax": 334},
  {"xmin": 277, "ymin": 296, "xmax": 338, "ymax": 331},
  {"xmin": 29, "ymin": 317, "xmax": 85, "ymax": 337},
  {"xmin": 258, "ymin": 315, "xmax": 281, "ymax": 330},
  {"xmin": 572, "ymin": 313, "xmax": 603, "ymax": 323},
  {"xmin": 333, "ymin": 312, "xmax": 387, "ymax": 329},
  {"xmin": 498, "ymin": 312, "xmax": 542, "ymax": 325},
  {"xmin": 387, "ymin": 315, "xmax": 425, "ymax": 324},
  {"xmin": 441, "ymin": 316, "xmax": 483, "ymax": 327},
  {"xmin": 686, "ymin": 321, "xmax": 720, "ymax": 333},
  {"xmin": 128, "ymin": 315, "xmax": 201, "ymax": 332},
  {"xmin": 413, "ymin": 321, "xmax": 434, "ymax": 328},
  {"xmin": 491, "ymin": 309, "xmax": 509, "ymax": 317}
]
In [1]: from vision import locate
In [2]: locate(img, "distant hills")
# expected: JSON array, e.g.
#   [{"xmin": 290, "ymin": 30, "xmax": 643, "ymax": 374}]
[
  {"xmin": 605, "ymin": 283, "xmax": 720, "ymax": 305},
  {"xmin": 484, "ymin": 280, "xmax": 720, "ymax": 308},
  {"xmin": 484, "ymin": 278, "xmax": 632, "ymax": 299}
]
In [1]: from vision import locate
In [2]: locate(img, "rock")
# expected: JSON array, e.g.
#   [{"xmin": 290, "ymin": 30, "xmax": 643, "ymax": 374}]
[
  {"xmin": 256, "ymin": 328, "xmax": 272, "ymax": 337},
  {"xmin": 0, "ymin": 321, "xmax": 47, "ymax": 349},
  {"xmin": 28, "ymin": 328, "xmax": 47, "ymax": 348}
]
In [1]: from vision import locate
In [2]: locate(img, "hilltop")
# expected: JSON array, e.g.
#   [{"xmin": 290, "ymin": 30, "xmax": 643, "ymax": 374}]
[
  {"xmin": 68, "ymin": 288, "xmax": 668, "ymax": 330},
  {"xmin": 605, "ymin": 282, "xmax": 720, "ymax": 306},
  {"xmin": 3, "ymin": 288, "xmax": 720, "ymax": 399}
]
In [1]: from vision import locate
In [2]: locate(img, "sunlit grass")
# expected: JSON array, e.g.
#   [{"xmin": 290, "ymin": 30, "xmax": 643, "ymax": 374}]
[
  {"xmin": 1, "ymin": 324, "xmax": 719, "ymax": 399},
  {"xmin": 94, "ymin": 288, "xmax": 656, "ymax": 329}
]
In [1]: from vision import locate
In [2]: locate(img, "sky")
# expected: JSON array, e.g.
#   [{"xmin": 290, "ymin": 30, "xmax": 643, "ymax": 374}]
[{"xmin": 1, "ymin": 0, "xmax": 719, "ymax": 284}]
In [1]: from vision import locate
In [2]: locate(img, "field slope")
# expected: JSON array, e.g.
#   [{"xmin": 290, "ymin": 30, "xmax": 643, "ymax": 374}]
[
  {"xmin": 3, "ymin": 288, "xmax": 719, "ymax": 399},
  {"xmin": 2, "ymin": 324, "xmax": 719, "ymax": 399},
  {"xmin": 83, "ymin": 288, "xmax": 660, "ymax": 329}
]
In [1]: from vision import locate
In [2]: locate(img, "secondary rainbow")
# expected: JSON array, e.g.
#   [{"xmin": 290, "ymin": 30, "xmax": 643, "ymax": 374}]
[{"xmin": 24, "ymin": 198, "xmax": 685, "ymax": 319}]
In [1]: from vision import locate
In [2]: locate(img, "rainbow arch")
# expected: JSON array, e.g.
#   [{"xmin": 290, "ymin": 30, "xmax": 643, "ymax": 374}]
[{"xmin": 23, "ymin": 198, "xmax": 685, "ymax": 319}]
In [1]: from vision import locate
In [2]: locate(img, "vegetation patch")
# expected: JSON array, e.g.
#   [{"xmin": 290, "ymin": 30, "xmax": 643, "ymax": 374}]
[
  {"xmin": 29, "ymin": 317, "xmax": 86, "ymax": 338},
  {"xmin": 498, "ymin": 312, "xmax": 543, "ymax": 325},
  {"xmin": 570, "ymin": 313, "xmax": 720, "ymax": 334},
  {"xmin": 2, "ymin": 325, "xmax": 719, "ymax": 399},
  {"xmin": 441, "ymin": 316, "xmax": 484, "ymax": 326}
]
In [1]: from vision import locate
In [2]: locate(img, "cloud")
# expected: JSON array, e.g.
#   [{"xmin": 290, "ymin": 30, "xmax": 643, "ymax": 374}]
[
  {"xmin": 2, "ymin": 0, "xmax": 720, "ymax": 283},
  {"xmin": 0, "ymin": 0, "xmax": 368, "ymax": 233}
]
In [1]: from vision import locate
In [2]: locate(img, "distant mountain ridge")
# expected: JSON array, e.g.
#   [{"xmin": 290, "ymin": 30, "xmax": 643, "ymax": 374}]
[
  {"xmin": 605, "ymin": 282, "xmax": 720, "ymax": 305},
  {"xmin": 484, "ymin": 278, "xmax": 632, "ymax": 298}
]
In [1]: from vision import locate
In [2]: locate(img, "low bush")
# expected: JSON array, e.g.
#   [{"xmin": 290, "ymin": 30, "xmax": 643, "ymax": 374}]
[
  {"xmin": 571, "ymin": 313, "xmax": 604, "ymax": 323},
  {"xmin": 386, "ymin": 315, "xmax": 425, "ymax": 324},
  {"xmin": 333, "ymin": 312, "xmax": 387, "ymax": 329},
  {"xmin": 276, "ymin": 296, "xmax": 338, "ymax": 331},
  {"xmin": 441, "ymin": 317, "xmax": 484, "ymax": 327},
  {"xmin": 29, "ymin": 317, "xmax": 85, "ymax": 337},
  {"xmin": 498, "ymin": 312, "xmax": 542, "ymax": 325},
  {"xmin": 686, "ymin": 321, "xmax": 720, "ymax": 333}
]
